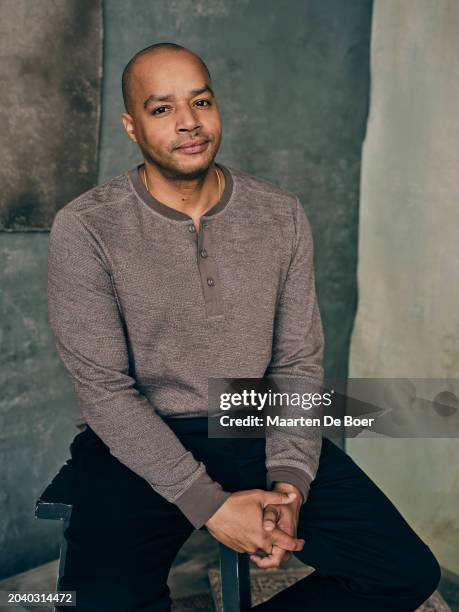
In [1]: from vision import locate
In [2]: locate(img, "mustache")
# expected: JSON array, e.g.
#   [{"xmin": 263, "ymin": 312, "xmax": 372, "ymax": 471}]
[{"xmin": 173, "ymin": 133, "xmax": 212, "ymax": 149}]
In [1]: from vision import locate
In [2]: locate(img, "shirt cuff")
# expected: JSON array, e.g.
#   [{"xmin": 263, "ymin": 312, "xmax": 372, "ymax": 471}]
[
  {"xmin": 266, "ymin": 466, "xmax": 313, "ymax": 504},
  {"xmin": 172, "ymin": 471, "xmax": 232, "ymax": 529}
]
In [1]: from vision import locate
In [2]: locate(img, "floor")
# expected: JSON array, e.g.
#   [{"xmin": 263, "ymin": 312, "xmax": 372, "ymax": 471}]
[{"xmin": 1, "ymin": 531, "xmax": 458, "ymax": 611}]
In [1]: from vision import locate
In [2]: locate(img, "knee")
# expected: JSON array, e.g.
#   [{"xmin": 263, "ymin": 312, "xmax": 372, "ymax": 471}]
[{"xmin": 401, "ymin": 546, "xmax": 442, "ymax": 609}]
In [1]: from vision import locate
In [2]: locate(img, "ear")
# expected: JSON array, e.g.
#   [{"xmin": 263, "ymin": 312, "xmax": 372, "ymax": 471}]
[{"xmin": 121, "ymin": 112, "xmax": 138, "ymax": 144}]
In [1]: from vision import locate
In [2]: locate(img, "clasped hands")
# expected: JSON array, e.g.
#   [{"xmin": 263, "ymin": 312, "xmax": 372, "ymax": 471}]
[{"xmin": 205, "ymin": 482, "xmax": 304, "ymax": 569}]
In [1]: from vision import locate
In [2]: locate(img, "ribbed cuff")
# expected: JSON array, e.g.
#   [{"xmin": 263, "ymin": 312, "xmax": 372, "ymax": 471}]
[
  {"xmin": 173, "ymin": 471, "xmax": 232, "ymax": 529},
  {"xmin": 266, "ymin": 466, "xmax": 312, "ymax": 504}
]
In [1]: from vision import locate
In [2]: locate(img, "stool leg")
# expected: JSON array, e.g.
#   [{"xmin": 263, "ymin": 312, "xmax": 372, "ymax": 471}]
[
  {"xmin": 54, "ymin": 515, "xmax": 71, "ymax": 612},
  {"xmin": 57, "ymin": 517, "xmax": 70, "ymax": 587},
  {"xmin": 219, "ymin": 543, "xmax": 251, "ymax": 612}
]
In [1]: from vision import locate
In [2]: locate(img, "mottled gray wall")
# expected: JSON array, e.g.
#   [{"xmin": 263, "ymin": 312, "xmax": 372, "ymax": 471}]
[
  {"xmin": 0, "ymin": 0, "xmax": 102, "ymax": 229},
  {"xmin": 349, "ymin": 0, "xmax": 459, "ymax": 573},
  {"xmin": 0, "ymin": 0, "xmax": 372, "ymax": 581},
  {"xmin": 0, "ymin": 235, "xmax": 81, "ymax": 578},
  {"xmin": 99, "ymin": 0, "xmax": 372, "ymax": 380},
  {"xmin": 0, "ymin": 1, "xmax": 102, "ymax": 580}
]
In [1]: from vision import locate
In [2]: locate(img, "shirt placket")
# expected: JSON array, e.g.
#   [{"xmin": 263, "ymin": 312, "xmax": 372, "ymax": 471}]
[{"xmin": 188, "ymin": 220, "xmax": 224, "ymax": 318}]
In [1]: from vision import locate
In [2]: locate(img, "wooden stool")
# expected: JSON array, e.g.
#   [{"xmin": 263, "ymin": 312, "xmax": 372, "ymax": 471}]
[{"xmin": 35, "ymin": 460, "xmax": 251, "ymax": 611}]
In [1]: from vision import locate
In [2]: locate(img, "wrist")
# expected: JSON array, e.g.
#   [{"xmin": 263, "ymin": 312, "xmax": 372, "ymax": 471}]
[
  {"xmin": 204, "ymin": 492, "xmax": 231, "ymax": 528},
  {"xmin": 273, "ymin": 481, "xmax": 303, "ymax": 505},
  {"xmin": 205, "ymin": 515, "xmax": 216, "ymax": 529}
]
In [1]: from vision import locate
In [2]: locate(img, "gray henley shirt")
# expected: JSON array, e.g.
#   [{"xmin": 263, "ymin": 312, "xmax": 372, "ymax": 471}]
[{"xmin": 47, "ymin": 161, "xmax": 325, "ymax": 529}]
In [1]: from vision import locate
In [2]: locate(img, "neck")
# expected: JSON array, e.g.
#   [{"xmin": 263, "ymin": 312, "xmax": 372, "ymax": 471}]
[{"xmin": 141, "ymin": 161, "xmax": 224, "ymax": 219}]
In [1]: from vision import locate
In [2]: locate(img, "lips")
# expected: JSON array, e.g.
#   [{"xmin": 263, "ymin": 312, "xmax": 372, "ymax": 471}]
[{"xmin": 175, "ymin": 138, "xmax": 209, "ymax": 154}]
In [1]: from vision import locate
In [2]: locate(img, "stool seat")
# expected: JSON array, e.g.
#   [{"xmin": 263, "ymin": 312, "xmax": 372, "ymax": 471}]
[
  {"xmin": 35, "ymin": 459, "xmax": 251, "ymax": 611},
  {"xmin": 35, "ymin": 459, "xmax": 74, "ymax": 521}
]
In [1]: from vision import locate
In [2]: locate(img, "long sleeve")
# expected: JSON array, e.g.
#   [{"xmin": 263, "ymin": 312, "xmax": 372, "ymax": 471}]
[
  {"xmin": 264, "ymin": 197, "xmax": 325, "ymax": 504},
  {"xmin": 47, "ymin": 209, "xmax": 230, "ymax": 529}
]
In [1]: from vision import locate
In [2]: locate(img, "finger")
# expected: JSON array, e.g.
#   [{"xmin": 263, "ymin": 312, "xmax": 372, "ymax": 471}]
[
  {"xmin": 249, "ymin": 554, "xmax": 265, "ymax": 568},
  {"xmin": 282, "ymin": 551, "xmax": 292, "ymax": 563},
  {"xmin": 263, "ymin": 491, "xmax": 297, "ymax": 506},
  {"xmin": 254, "ymin": 548, "xmax": 270, "ymax": 558},
  {"xmin": 262, "ymin": 505, "xmax": 280, "ymax": 531},
  {"xmin": 250, "ymin": 546, "xmax": 285, "ymax": 569},
  {"xmin": 271, "ymin": 527, "xmax": 305, "ymax": 551},
  {"xmin": 250, "ymin": 555, "xmax": 280, "ymax": 569},
  {"xmin": 249, "ymin": 553, "xmax": 279, "ymax": 568},
  {"xmin": 271, "ymin": 545, "xmax": 291, "ymax": 566}
]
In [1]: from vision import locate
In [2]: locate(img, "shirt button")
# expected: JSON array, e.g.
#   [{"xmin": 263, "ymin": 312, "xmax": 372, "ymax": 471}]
[
  {"xmin": 207, "ymin": 277, "xmax": 215, "ymax": 287},
  {"xmin": 188, "ymin": 224, "xmax": 196, "ymax": 233},
  {"xmin": 200, "ymin": 248, "xmax": 208, "ymax": 258}
]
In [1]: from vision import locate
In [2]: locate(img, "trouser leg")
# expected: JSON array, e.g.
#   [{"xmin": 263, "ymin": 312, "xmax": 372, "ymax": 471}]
[
  {"xmin": 251, "ymin": 437, "xmax": 441, "ymax": 611},
  {"xmin": 56, "ymin": 426, "xmax": 194, "ymax": 612},
  {"xmin": 57, "ymin": 419, "xmax": 441, "ymax": 612}
]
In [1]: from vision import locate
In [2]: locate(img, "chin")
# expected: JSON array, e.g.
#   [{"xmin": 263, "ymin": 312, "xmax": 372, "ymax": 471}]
[{"xmin": 174, "ymin": 155, "xmax": 215, "ymax": 178}]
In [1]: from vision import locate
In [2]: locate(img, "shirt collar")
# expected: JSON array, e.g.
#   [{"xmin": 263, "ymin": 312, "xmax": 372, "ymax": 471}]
[{"xmin": 128, "ymin": 162, "xmax": 234, "ymax": 222}]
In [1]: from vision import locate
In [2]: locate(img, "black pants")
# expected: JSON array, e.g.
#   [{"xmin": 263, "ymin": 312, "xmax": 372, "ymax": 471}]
[{"xmin": 58, "ymin": 416, "xmax": 441, "ymax": 611}]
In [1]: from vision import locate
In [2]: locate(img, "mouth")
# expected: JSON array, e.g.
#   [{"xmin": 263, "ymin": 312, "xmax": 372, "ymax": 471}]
[{"xmin": 175, "ymin": 138, "xmax": 209, "ymax": 155}]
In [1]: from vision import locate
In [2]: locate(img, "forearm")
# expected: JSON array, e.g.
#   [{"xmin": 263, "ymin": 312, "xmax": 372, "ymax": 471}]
[
  {"xmin": 63, "ymin": 359, "xmax": 230, "ymax": 527},
  {"xmin": 266, "ymin": 434, "xmax": 322, "ymax": 504},
  {"xmin": 264, "ymin": 196, "xmax": 325, "ymax": 503}
]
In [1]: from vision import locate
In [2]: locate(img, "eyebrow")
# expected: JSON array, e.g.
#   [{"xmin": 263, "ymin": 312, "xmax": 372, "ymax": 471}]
[{"xmin": 143, "ymin": 85, "xmax": 215, "ymax": 109}]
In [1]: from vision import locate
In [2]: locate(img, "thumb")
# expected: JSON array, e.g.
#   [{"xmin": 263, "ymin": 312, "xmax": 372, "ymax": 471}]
[
  {"xmin": 262, "ymin": 505, "xmax": 280, "ymax": 531},
  {"xmin": 262, "ymin": 490, "xmax": 297, "ymax": 507}
]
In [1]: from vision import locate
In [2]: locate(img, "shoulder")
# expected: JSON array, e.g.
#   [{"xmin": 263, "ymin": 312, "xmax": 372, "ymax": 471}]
[
  {"xmin": 225, "ymin": 165, "xmax": 314, "ymax": 250},
  {"xmin": 226, "ymin": 164, "xmax": 298, "ymax": 207},
  {"xmin": 224, "ymin": 164, "xmax": 305, "ymax": 240},
  {"xmin": 49, "ymin": 172, "xmax": 135, "ymax": 262},
  {"xmin": 52, "ymin": 172, "xmax": 132, "ymax": 227}
]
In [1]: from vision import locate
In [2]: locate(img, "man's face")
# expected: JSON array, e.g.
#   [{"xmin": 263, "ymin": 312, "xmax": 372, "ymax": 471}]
[{"xmin": 122, "ymin": 51, "xmax": 222, "ymax": 179}]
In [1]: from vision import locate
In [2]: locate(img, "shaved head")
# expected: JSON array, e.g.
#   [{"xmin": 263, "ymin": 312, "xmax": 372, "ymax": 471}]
[
  {"xmin": 120, "ymin": 41, "xmax": 222, "ymax": 181},
  {"xmin": 121, "ymin": 42, "xmax": 212, "ymax": 114}
]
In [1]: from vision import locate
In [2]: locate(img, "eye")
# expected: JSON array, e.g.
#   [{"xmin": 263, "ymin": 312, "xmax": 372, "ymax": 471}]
[
  {"xmin": 195, "ymin": 99, "xmax": 212, "ymax": 107},
  {"xmin": 152, "ymin": 106, "xmax": 169, "ymax": 115}
]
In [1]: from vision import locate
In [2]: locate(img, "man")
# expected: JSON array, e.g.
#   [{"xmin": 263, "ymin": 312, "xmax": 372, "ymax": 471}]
[{"xmin": 48, "ymin": 42, "xmax": 441, "ymax": 611}]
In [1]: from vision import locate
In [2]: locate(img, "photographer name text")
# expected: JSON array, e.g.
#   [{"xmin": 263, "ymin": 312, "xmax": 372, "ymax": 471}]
[{"xmin": 219, "ymin": 415, "xmax": 375, "ymax": 428}]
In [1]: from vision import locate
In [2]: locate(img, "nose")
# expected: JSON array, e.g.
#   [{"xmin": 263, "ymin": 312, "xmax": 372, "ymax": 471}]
[{"xmin": 176, "ymin": 103, "xmax": 201, "ymax": 133}]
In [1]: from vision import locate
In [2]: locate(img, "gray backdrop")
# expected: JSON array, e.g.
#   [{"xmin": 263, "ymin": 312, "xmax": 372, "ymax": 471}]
[
  {"xmin": 0, "ymin": 0, "xmax": 102, "ymax": 580},
  {"xmin": 0, "ymin": 0, "xmax": 102, "ymax": 229},
  {"xmin": 0, "ymin": 0, "xmax": 371, "ymax": 579}
]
